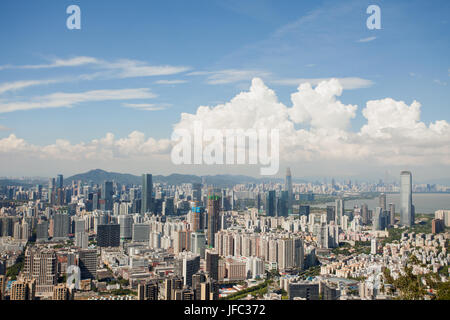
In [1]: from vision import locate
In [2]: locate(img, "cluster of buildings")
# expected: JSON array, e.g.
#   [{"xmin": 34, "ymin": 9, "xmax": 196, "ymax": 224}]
[{"xmin": 0, "ymin": 169, "xmax": 448, "ymax": 300}]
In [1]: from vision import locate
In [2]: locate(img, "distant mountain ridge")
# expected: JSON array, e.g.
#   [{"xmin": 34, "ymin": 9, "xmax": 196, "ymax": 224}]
[{"xmin": 64, "ymin": 169, "xmax": 289, "ymax": 187}]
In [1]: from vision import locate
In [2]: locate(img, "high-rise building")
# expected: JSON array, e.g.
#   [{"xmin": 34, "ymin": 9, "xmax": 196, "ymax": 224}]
[
  {"xmin": 141, "ymin": 174, "xmax": 153, "ymax": 214},
  {"xmin": 0, "ymin": 275, "xmax": 5, "ymax": 300},
  {"xmin": 118, "ymin": 214, "xmax": 133, "ymax": 239},
  {"xmin": 52, "ymin": 213, "xmax": 70, "ymax": 239},
  {"xmin": 206, "ymin": 190, "xmax": 221, "ymax": 247},
  {"xmin": 389, "ymin": 203, "xmax": 395, "ymax": 225},
  {"xmin": 97, "ymin": 224, "xmax": 120, "ymax": 247},
  {"xmin": 10, "ymin": 280, "xmax": 36, "ymax": 300},
  {"xmin": 379, "ymin": 193, "xmax": 387, "ymax": 212},
  {"xmin": 174, "ymin": 252, "xmax": 200, "ymax": 287},
  {"xmin": 335, "ymin": 199, "xmax": 344, "ymax": 225},
  {"xmin": 101, "ymin": 181, "xmax": 114, "ymax": 211},
  {"xmin": 138, "ymin": 281, "xmax": 158, "ymax": 300},
  {"xmin": 205, "ymin": 249, "xmax": 219, "ymax": 281},
  {"xmin": 192, "ymin": 183, "xmax": 202, "ymax": 203},
  {"xmin": 191, "ymin": 232, "xmax": 206, "ymax": 259},
  {"xmin": 23, "ymin": 248, "xmax": 57, "ymax": 297},
  {"xmin": 132, "ymin": 223, "xmax": 150, "ymax": 242},
  {"xmin": 361, "ymin": 204, "xmax": 369, "ymax": 225},
  {"xmin": 191, "ymin": 206, "xmax": 205, "ymax": 232},
  {"xmin": 53, "ymin": 284, "xmax": 72, "ymax": 300},
  {"xmin": 36, "ymin": 220, "xmax": 49, "ymax": 242},
  {"xmin": 266, "ymin": 191, "xmax": 276, "ymax": 217},
  {"xmin": 400, "ymin": 171, "xmax": 414, "ymax": 227},
  {"xmin": 285, "ymin": 168, "xmax": 293, "ymax": 215},
  {"xmin": 78, "ymin": 249, "xmax": 97, "ymax": 280}
]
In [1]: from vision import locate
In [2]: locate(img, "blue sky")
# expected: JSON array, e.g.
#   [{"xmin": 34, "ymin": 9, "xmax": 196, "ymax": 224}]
[{"xmin": 0, "ymin": 0, "xmax": 449, "ymax": 179}]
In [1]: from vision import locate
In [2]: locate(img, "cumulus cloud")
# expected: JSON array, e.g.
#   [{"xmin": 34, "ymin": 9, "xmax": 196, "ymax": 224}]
[
  {"xmin": 1, "ymin": 78, "xmax": 449, "ymax": 173},
  {"xmin": 272, "ymin": 77, "xmax": 373, "ymax": 90},
  {"xmin": 0, "ymin": 131, "xmax": 172, "ymax": 161}
]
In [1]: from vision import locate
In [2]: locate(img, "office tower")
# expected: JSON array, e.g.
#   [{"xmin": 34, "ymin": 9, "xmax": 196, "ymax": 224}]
[
  {"xmin": 36, "ymin": 220, "xmax": 49, "ymax": 242},
  {"xmin": 192, "ymin": 183, "xmax": 202, "ymax": 203},
  {"xmin": 379, "ymin": 193, "xmax": 387, "ymax": 212},
  {"xmin": 53, "ymin": 284, "xmax": 71, "ymax": 300},
  {"xmin": 191, "ymin": 232, "xmax": 206, "ymax": 259},
  {"xmin": 78, "ymin": 249, "xmax": 97, "ymax": 280},
  {"xmin": 162, "ymin": 197, "xmax": 175, "ymax": 216},
  {"xmin": 92, "ymin": 192, "xmax": 99, "ymax": 210},
  {"xmin": 73, "ymin": 218, "xmax": 85, "ymax": 234},
  {"xmin": 141, "ymin": 174, "xmax": 153, "ymax": 214},
  {"xmin": 23, "ymin": 248, "xmax": 57, "ymax": 297},
  {"xmin": 400, "ymin": 171, "xmax": 414, "ymax": 227},
  {"xmin": 361, "ymin": 204, "xmax": 369, "ymax": 225},
  {"xmin": 138, "ymin": 281, "xmax": 158, "ymax": 300},
  {"xmin": 10, "ymin": 280, "xmax": 36, "ymax": 300},
  {"xmin": 101, "ymin": 181, "xmax": 113, "ymax": 211},
  {"xmin": 191, "ymin": 206, "xmax": 205, "ymax": 232},
  {"xmin": 175, "ymin": 252, "xmax": 200, "ymax": 287},
  {"xmin": 52, "ymin": 213, "xmax": 70, "ymax": 239},
  {"xmin": 278, "ymin": 191, "xmax": 289, "ymax": 217},
  {"xmin": 299, "ymin": 205, "xmax": 310, "ymax": 217},
  {"xmin": 56, "ymin": 174, "xmax": 63, "ymax": 189},
  {"xmin": 294, "ymin": 238, "xmax": 304, "ymax": 271},
  {"xmin": 285, "ymin": 168, "xmax": 293, "ymax": 215},
  {"xmin": 266, "ymin": 190, "xmax": 276, "ymax": 217},
  {"xmin": 318, "ymin": 222, "xmax": 329, "ymax": 249},
  {"xmin": 164, "ymin": 276, "xmax": 183, "ymax": 300},
  {"xmin": 389, "ymin": 203, "xmax": 395, "ymax": 225},
  {"xmin": 335, "ymin": 198, "xmax": 344, "ymax": 225},
  {"xmin": 97, "ymin": 224, "xmax": 120, "ymax": 247},
  {"xmin": 326, "ymin": 206, "xmax": 335, "ymax": 223},
  {"xmin": 75, "ymin": 232, "xmax": 88, "ymax": 249},
  {"xmin": 118, "ymin": 214, "xmax": 133, "ymax": 239},
  {"xmin": 132, "ymin": 223, "xmax": 151, "ymax": 242},
  {"xmin": 205, "ymin": 249, "xmax": 219, "ymax": 281},
  {"xmin": 48, "ymin": 178, "xmax": 56, "ymax": 204},
  {"xmin": 207, "ymin": 190, "xmax": 221, "ymax": 247},
  {"xmin": 372, "ymin": 207, "xmax": 385, "ymax": 231}
]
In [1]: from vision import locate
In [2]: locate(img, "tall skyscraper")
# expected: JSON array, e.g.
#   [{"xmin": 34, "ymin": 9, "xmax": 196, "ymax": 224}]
[
  {"xmin": 52, "ymin": 213, "xmax": 70, "ymax": 239},
  {"xmin": 335, "ymin": 198, "xmax": 344, "ymax": 225},
  {"xmin": 56, "ymin": 174, "xmax": 64, "ymax": 189},
  {"xmin": 285, "ymin": 168, "xmax": 293, "ymax": 215},
  {"xmin": 379, "ymin": 193, "xmax": 387, "ymax": 212},
  {"xmin": 206, "ymin": 190, "xmax": 220, "ymax": 247},
  {"xmin": 389, "ymin": 203, "xmax": 395, "ymax": 225},
  {"xmin": 141, "ymin": 174, "xmax": 153, "ymax": 214},
  {"xmin": 266, "ymin": 191, "xmax": 276, "ymax": 217},
  {"xmin": 101, "ymin": 181, "xmax": 113, "ymax": 211},
  {"xmin": 400, "ymin": 171, "xmax": 414, "ymax": 227}
]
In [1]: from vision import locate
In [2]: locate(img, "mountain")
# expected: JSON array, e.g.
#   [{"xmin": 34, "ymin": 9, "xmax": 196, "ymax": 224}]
[{"xmin": 64, "ymin": 169, "xmax": 288, "ymax": 187}]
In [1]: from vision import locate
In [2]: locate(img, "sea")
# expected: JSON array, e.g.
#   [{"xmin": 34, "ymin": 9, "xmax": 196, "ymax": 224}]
[{"xmin": 312, "ymin": 193, "xmax": 450, "ymax": 214}]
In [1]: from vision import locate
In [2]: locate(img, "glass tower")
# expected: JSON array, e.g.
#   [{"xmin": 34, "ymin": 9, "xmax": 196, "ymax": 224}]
[{"xmin": 400, "ymin": 171, "xmax": 413, "ymax": 227}]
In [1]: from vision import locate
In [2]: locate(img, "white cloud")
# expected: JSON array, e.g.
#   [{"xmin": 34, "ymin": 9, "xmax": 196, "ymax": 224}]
[
  {"xmin": 357, "ymin": 36, "xmax": 377, "ymax": 43},
  {"xmin": 0, "ymin": 88, "xmax": 156, "ymax": 113},
  {"xmin": 188, "ymin": 69, "xmax": 271, "ymax": 84},
  {"xmin": 1, "ymin": 78, "xmax": 449, "ymax": 174},
  {"xmin": 122, "ymin": 103, "xmax": 170, "ymax": 111},
  {"xmin": 154, "ymin": 79, "xmax": 187, "ymax": 84},
  {"xmin": 0, "ymin": 56, "xmax": 99, "ymax": 70},
  {"xmin": 0, "ymin": 79, "xmax": 61, "ymax": 95},
  {"xmin": 272, "ymin": 77, "xmax": 374, "ymax": 90}
]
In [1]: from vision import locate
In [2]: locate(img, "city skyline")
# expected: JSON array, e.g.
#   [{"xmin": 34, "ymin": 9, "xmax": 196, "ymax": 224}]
[{"xmin": 0, "ymin": 0, "xmax": 449, "ymax": 180}]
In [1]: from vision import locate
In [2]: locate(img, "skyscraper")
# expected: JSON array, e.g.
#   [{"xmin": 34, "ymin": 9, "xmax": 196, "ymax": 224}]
[
  {"xmin": 56, "ymin": 174, "xmax": 64, "ymax": 189},
  {"xmin": 101, "ymin": 181, "xmax": 113, "ymax": 211},
  {"xmin": 379, "ymin": 193, "xmax": 387, "ymax": 212},
  {"xmin": 266, "ymin": 191, "xmax": 276, "ymax": 217},
  {"xmin": 400, "ymin": 171, "xmax": 414, "ymax": 227},
  {"xmin": 285, "ymin": 168, "xmax": 293, "ymax": 215},
  {"xmin": 206, "ymin": 190, "xmax": 220, "ymax": 247},
  {"xmin": 141, "ymin": 174, "xmax": 153, "ymax": 214},
  {"xmin": 335, "ymin": 198, "xmax": 344, "ymax": 225},
  {"xmin": 97, "ymin": 224, "xmax": 120, "ymax": 247}
]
